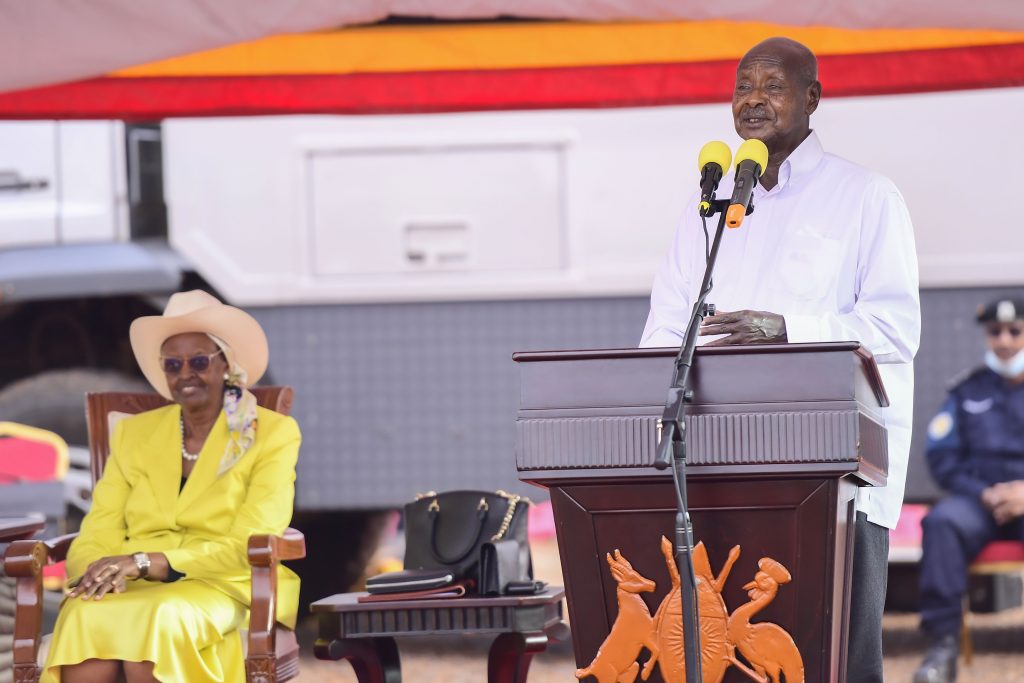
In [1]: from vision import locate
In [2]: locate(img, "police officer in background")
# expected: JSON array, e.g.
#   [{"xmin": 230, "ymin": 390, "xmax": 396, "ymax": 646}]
[{"xmin": 914, "ymin": 297, "xmax": 1024, "ymax": 683}]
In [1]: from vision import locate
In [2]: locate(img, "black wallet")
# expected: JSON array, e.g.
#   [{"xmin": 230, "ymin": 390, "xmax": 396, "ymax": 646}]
[{"xmin": 365, "ymin": 568, "xmax": 455, "ymax": 595}]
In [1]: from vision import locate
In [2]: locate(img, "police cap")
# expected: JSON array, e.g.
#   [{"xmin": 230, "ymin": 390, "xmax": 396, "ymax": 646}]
[{"xmin": 976, "ymin": 298, "xmax": 1024, "ymax": 324}]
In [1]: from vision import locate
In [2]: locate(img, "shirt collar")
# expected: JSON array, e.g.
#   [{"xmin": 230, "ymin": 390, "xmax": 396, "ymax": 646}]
[
  {"xmin": 757, "ymin": 130, "xmax": 824, "ymax": 195},
  {"xmin": 789, "ymin": 130, "xmax": 824, "ymax": 179}
]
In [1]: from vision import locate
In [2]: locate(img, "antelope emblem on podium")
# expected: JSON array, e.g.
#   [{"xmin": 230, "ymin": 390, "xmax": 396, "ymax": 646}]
[{"xmin": 575, "ymin": 536, "xmax": 804, "ymax": 683}]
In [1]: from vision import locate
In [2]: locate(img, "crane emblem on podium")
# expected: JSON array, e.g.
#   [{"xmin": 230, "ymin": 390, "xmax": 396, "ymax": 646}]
[{"xmin": 575, "ymin": 536, "xmax": 804, "ymax": 683}]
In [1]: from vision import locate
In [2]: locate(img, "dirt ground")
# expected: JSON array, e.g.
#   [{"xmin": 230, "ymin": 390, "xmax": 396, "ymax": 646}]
[
  {"xmin": 295, "ymin": 611, "xmax": 1024, "ymax": 683},
  {"xmin": 294, "ymin": 538, "xmax": 1024, "ymax": 682}
]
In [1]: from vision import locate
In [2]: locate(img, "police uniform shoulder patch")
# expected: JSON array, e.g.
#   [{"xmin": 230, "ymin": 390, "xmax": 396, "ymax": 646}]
[{"xmin": 927, "ymin": 412, "xmax": 954, "ymax": 441}]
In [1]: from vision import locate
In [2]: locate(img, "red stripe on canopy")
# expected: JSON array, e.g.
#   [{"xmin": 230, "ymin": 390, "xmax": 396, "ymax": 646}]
[{"xmin": 0, "ymin": 42, "xmax": 1020, "ymax": 119}]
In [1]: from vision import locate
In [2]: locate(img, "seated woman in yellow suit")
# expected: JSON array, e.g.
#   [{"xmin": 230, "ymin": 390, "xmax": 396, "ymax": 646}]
[{"xmin": 42, "ymin": 290, "xmax": 301, "ymax": 683}]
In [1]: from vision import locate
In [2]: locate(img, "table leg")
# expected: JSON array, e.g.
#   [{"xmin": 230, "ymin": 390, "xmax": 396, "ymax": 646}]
[
  {"xmin": 487, "ymin": 632, "xmax": 548, "ymax": 683},
  {"xmin": 314, "ymin": 637, "xmax": 401, "ymax": 683}
]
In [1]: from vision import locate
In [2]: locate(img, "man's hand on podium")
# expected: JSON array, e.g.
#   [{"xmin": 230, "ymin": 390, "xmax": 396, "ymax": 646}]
[{"xmin": 699, "ymin": 309, "xmax": 788, "ymax": 345}]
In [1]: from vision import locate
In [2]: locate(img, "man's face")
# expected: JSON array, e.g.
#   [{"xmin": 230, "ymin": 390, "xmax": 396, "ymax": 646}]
[
  {"xmin": 985, "ymin": 322, "xmax": 1024, "ymax": 361},
  {"xmin": 732, "ymin": 58, "xmax": 814, "ymax": 149}
]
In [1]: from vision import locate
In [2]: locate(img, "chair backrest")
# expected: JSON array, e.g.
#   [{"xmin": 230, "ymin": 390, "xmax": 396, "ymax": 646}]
[{"xmin": 85, "ymin": 386, "xmax": 294, "ymax": 485}]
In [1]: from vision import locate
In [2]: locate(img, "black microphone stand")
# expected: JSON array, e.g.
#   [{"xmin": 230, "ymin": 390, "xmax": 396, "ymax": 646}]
[{"xmin": 653, "ymin": 195, "xmax": 752, "ymax": 683}]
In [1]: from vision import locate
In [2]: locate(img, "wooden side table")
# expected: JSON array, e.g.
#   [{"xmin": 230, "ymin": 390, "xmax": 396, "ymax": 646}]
[{"xmin": 311, "ymin": 586, "xmax": 569, "ymax": 683}]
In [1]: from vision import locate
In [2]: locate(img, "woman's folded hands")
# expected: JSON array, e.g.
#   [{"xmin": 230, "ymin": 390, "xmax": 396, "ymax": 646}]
[{"xmin": 68, "ymin": 555, "xmax": 140, "ymax": 600}]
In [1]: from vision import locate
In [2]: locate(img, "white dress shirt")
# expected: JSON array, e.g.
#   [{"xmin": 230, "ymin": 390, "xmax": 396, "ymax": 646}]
[{"xmin": 640, "ymin": 131, "xmax": 921, "ymax": 529}]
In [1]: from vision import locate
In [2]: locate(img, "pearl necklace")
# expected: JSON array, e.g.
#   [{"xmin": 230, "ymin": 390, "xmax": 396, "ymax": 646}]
[{"xmin": 180, "ymin": 417, "xmax": 200, "ymax": 462}]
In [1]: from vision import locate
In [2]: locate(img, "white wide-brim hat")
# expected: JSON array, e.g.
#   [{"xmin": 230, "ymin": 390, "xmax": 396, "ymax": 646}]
[{"xmin": 129, "ymin": 290, "xmax": 268, "ymax": 399}]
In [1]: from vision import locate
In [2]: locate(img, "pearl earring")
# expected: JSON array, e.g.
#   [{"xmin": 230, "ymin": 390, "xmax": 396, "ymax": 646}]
[{"xmin": 224, "ymin": 372, "xmax": 230, "ymax": 381}]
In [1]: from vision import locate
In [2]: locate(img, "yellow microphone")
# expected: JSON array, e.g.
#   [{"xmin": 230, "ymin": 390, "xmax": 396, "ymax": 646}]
[
  {"xmin": 697, "ymin": 141, "xmax": 732, "ymax": 216},
  {"xmin": 725, "ymin": 138, "xmax": 769, "ymax": 228}
]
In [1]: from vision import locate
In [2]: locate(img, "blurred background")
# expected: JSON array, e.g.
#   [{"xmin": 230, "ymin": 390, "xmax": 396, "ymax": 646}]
[{"xmin": 1, "ymin": 2, "xmax": 1023, "ymax": 681}]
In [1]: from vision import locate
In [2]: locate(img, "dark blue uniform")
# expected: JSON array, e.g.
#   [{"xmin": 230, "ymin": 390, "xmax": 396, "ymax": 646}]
[{"xmin": 920, "ymin": 367, "xmax": 1024, "ymax": 637}]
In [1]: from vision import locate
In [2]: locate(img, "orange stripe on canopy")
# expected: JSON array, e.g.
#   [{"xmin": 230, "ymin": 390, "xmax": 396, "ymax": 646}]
[{"xmin": 109, "ymin": 20, "xmax": 1024, "ymax": 78}]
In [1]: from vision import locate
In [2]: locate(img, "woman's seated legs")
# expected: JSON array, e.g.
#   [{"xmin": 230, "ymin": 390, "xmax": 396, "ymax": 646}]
[
  {"xmin": 123, "ymin": 660, "xmax": 158, "ymax": 683},
  {"xmin": 62, "ymin": 658, "xmax": 120, "ymax": 683},
  {"xmin": 44, "ymin": 581, "xmax": 246, "ymax": 683}
]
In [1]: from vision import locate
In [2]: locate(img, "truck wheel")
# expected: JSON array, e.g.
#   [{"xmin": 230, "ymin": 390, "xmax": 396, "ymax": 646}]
[
  {"xmin": 0, "ymin": 368, "xmax": 147, "ymax": 446},
  {"xmin": 291, "ymin": 510, "xmax": 391, "ymax": 615}
]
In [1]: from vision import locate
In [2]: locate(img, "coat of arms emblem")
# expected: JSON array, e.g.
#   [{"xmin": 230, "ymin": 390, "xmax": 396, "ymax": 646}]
[{"xmin": 576, "ymin": 536, "xmax": 804, "ymax": 683}]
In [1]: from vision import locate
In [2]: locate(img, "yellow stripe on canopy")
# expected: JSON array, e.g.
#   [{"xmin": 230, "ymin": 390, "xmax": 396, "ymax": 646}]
[{"xmin": 111, "ymin": 20, "xmax": 1024, "ymax": 78}]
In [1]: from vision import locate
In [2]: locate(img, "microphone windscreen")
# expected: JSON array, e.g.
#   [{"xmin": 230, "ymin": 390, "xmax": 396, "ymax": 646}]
[
  {"xmin": 735, "ymin": 139, "xmax": 769, "ymax": 176},
  {"xmin": 697, "ymin": 141, "xmax": 732, "ymax": 173}
]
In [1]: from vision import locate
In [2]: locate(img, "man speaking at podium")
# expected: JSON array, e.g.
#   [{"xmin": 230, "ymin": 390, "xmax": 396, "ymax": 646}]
[{"xmin": 640, "ymin": 38, "xmax": 921, "ymax": 683}]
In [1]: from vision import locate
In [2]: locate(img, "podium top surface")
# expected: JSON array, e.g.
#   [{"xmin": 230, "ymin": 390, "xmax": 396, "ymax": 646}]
[
  {"xmin": 513, "ymin": 342, "xmax": 888, "ymax": 411},
  {"xmin": 513, "ymin": 343, "xmax": 889, "ymax": 482}
]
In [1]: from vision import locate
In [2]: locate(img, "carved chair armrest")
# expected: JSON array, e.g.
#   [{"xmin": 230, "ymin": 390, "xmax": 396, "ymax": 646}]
[
  {"xmin": 247, "ymin": 527, "xmax": 306, "ymax": 567},
  {"xmin": 245, "ymin": 528, "xmax": 306, "ymax": 665},
  {"xmin": 4, "ymin": 540, "xmax": 51, "ymax": 679},
  {"xmin": 3, "ymin": 532, "xmax": 77, "ymax": 578},
  {"xmin": 4, "ymin": 532, "xmax": 79, "ymax": 680},
  {"xmin": 42, "ymin": 532, "xmax": 78, "ymax": 563}
]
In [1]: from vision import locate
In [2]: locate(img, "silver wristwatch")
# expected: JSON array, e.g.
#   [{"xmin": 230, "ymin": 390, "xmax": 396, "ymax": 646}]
[{"xmin": 132, "ymin": 552, "xmax": 151, "ymax": 579}]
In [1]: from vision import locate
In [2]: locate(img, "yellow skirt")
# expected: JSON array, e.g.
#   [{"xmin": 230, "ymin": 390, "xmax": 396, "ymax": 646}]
[{"xmin": 41, "ymin": 579, "xmax": 248, "ymax": 683}]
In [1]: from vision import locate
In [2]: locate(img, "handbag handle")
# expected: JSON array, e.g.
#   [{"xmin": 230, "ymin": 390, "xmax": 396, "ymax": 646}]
[{"xmin": 428, "ymin": 496, "xmax": 491, "ymax": 565}]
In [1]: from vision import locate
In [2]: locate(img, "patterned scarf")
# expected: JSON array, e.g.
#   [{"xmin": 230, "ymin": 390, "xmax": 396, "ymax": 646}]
[{"xmin": 208, "ymin": 334, "xmax": 258, "ymax": 477}]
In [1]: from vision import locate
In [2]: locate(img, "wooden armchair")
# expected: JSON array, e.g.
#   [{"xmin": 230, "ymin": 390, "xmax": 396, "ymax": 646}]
[{"xmin": 3, "ymin": 388, "xmax": 305, "ymax": 683}]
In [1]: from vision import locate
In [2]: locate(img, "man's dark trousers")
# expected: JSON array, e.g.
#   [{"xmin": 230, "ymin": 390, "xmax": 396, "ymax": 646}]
[
  {"xmin": 919, "ymin": 495, "xmax": 1024, "ymax": 638},
  {"xmin": 847, "ymin": 512, "xmax": 889, "ymax": 683}
]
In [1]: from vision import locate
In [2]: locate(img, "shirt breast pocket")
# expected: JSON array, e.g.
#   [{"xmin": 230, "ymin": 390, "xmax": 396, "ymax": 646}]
[{"xmin": 773, "ymin": 230, "xmax": 844, "ymax": 302}]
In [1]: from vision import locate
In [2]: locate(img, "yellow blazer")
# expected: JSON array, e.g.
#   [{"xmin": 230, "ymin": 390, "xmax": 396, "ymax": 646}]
[{"xmin": 66, "ymin": 404, "xmax": 301, "ymax": 628}]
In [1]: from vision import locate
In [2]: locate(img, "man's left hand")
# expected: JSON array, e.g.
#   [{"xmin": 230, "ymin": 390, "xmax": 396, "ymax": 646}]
[
  {"xmin": 699, "ymin": 310, "xmax": 788, "ymax": 345},
  {"xmin": 989, "ymin": 480, "xmax": 1024, "ymax": 525}
]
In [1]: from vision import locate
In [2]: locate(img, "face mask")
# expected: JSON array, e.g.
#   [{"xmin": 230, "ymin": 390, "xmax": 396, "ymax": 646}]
[{"xmin": 985, "ymin": 349, "xmax": 1024, "ymax": 379}]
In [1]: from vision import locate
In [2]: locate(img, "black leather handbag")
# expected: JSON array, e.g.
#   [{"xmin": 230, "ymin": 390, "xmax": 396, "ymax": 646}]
[{"xmin": 403, "ymin": 489, "xmax": 537, "ymax": 595}]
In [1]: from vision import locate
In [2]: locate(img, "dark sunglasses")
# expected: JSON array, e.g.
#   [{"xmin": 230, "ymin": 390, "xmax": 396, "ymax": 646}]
[
  {"xmin": 986, "ymin": 325, "xmax": 1023, "ymax": 339},
  {"xmin": 159, "ymin": 349, "xmax": 224, "ymax": 374}
]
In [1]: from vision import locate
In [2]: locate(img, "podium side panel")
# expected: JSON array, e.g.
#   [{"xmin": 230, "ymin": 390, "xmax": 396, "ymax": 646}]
[{"xmin": 833, "ymin": 483, "xmax": 859, "ymax": 683}]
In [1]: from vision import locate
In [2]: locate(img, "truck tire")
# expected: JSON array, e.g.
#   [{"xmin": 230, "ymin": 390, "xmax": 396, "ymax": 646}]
[
  {"xmin": 0, "ymin": 368, "xmax": 147, "ymax": 447},
  {"xmin": 292, "ymin": 510, "xmax": 391, "ymax": 614}
]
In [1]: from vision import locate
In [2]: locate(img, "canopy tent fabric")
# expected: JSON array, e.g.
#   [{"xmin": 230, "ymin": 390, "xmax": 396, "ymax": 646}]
[
  {"xmin": 3, "ymin": 0, "xmax": 1024, "ymax": 94},
  {"xmin": 1, "ymin": 19, "xmax": 1022, "ymax": 119}
]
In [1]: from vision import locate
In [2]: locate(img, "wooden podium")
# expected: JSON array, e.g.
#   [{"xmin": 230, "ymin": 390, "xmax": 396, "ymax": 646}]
[{"xmin": 514, "ymin": 343, "xmax": 889, "ymax": 683}]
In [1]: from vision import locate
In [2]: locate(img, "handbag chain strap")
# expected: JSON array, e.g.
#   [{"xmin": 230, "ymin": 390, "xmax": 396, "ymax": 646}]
[{"xmin": 491, "ymin": 489, "xmax": 531, "ymax": 542}]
